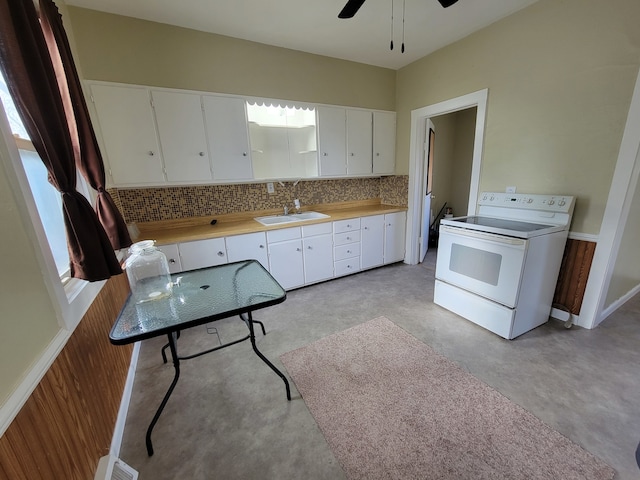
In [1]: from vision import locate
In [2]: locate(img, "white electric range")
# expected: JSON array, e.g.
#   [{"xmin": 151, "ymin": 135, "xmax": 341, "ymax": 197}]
[{"xmin": 434, "ymin": 192, "xmax": 575, "ymax": 339}]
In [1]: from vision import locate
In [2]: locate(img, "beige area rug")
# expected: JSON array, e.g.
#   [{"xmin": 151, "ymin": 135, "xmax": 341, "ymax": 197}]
[{"xmin": 280, "ymin": 317, "xmax": 615, "ymax": 480}]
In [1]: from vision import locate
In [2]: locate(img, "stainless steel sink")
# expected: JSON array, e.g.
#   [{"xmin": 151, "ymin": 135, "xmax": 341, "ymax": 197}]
[{"xmin": 254, "ymin": 211, "xmax": 330, "ymax": 226}]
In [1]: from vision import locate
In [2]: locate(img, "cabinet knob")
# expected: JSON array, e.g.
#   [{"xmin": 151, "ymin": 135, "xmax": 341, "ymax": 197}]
[
  {"xmin": 323, "ymin": 152, "xmax": 328, "ymax": 156},
  {"xmin": 376, "ymin": 152, "xmax": 380, "ymax": 156},
  {"xmin": 364, "ymin": 227, "xmax": 369, "ymax": 230},
  {"xmin": 217, "ymin": 251, "xmax": 225, "ymax": 257},
  {"xmin": 169, "ymin": 258, "xmax": 176, "ymax": 264},
  {"xmin": 242, "ymin": 152, "xmax": 247, "ymax": 156},
  {"xmin": 350, "ymin": 153, "xmax": 355, "ymax": 156},
  {"xmin": 199, "ymin": 151, "xmax": 205, "ymax": 156},
  {"xmin": 347, "ymin": 250, "xmax": 351, "ymax": 254},
  {"xmin": 148, "ymin": 151, "xmax": 155, "ymax": 156},
  {"xmin": 307, "ymin": 246, "xmax": 312, "ymax": 250},
  {"xmin": 346, "ymin": 236, "xmax": 351, "ymax": 240},
  {"xmin": 259, "ymin": 244, "xmax": 265, "ymax": 248},
  {"xmin": 296, "ymin": 247, "xmax": 301, "ymax": 252}
]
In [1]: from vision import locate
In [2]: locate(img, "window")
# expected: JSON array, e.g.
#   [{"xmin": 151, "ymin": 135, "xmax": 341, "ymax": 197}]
[{"xmin": 0, "ymin": 71, "xmax": 92, "ymax": 282}]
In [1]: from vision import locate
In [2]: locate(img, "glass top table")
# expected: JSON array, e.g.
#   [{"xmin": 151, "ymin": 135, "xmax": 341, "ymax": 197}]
[{"xmin": 110, "ymin": 260, "xmax": 290, "ymax": 456}]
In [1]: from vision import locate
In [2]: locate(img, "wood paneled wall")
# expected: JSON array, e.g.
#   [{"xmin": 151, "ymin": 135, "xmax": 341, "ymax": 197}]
[
  {"xmin": 0, "ymin": 273, "xmax": 131, "ymax": 480},
  {"xmin": 553, "ymin": 238, "xmax": 597, "ymax": 315}
]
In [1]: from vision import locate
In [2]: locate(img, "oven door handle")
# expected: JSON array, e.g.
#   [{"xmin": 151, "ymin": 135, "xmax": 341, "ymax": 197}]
[{"xmin": 440, "ymin": 225, "xmax": 526, "ymax": 246}]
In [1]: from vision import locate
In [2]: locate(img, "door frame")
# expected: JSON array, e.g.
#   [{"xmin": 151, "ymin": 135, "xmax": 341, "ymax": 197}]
[{"xmin": 405, "ymin": 89, "xmax": 489, "ymax": 265}]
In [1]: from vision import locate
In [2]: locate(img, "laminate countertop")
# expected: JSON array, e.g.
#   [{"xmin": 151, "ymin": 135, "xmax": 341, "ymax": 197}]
[{"xmin": 134, "ymin": 199, "xmax": 407, "ymax": 246}]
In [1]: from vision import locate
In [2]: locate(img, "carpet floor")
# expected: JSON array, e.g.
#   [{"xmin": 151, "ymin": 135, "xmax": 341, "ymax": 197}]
[{"xmin": 280, "ymin": 316, "xmax": 615, "ymax": 480}]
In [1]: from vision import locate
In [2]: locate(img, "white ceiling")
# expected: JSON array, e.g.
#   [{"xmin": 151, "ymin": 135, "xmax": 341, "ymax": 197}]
[{"xmin": 66, "ymin": 0, "xmax": 539, "ymax": 70}]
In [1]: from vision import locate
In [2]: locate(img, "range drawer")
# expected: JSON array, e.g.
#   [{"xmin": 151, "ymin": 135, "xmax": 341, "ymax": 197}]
[
  {"xmin": 335, "ymin": 257, "xmax": 361, "ymax": 277},
  {"xmin": 334, "ymin": 243, "xmax": 361, "ymax": 261},
  {"xmin": 334, "ymin": 230, "xmax": 361, "ymax": 246}
]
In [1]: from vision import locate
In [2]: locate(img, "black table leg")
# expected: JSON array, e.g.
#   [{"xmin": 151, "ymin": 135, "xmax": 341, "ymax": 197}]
[
  {"xmin": 146, "ymin": 331, "xmax": 181, "ymax": 456},
  {"xmin": 246, "ymin": 311, "xmax": 291, "ymax": 401}
]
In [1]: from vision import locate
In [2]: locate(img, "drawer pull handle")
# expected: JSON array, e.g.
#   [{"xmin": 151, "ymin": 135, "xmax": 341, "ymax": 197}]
[
  {"xmin": 217, "ymin": 251, "xmax": 225, "ymax": 257},
  {"xmin": 259, "ymin": 245, "xmax": 265, "ymax": 248}
]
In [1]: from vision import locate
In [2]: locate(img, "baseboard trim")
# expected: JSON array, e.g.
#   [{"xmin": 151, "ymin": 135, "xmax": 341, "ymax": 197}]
[{"xmin": 110, "ymin": 341, "xmax": 140, "ymax": 458}]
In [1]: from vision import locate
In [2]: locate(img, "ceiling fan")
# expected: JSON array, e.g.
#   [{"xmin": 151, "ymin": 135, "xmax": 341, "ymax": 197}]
[{"xmin": 338, "ymin": 0, "xmax": 459, "ymax": 19}]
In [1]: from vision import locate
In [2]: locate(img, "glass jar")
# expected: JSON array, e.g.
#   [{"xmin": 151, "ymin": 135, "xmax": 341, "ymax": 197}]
[{"xmin": 125, "ymin": 240, "xmax": 173, "ymax": 304}]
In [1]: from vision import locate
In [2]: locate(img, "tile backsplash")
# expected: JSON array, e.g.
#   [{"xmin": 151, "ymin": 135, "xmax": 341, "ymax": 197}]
[{"xmin": 110, "ymin": 176, "xmax": 408, "ymax": 223}]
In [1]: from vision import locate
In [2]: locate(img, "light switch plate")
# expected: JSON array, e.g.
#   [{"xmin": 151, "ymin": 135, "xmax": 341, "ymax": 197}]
[
  {"xmin": 506, "ymin": 186, "xmax": 516, "ymax": 193},
  {"xmin": 266, "ymin": 182, "xmax": 275, "ymax": 194}
]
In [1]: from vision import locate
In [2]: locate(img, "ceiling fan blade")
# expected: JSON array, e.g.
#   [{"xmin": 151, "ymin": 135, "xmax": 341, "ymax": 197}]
[
  {"xmin": 437, "ymin": 0, "xmax": 459, "ymax": 7},
  {"xmin": 338, "ymin": 0, "xmax": 367, "ymax": 18}
]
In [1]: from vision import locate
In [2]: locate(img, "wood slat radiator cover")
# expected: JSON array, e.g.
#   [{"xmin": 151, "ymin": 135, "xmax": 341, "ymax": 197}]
[
  {"xmin": 553, "ymin": 238, "xmax": 596, "ymax": 315},
  {"xmin": 0, "ymin": 273, "xmax": 131, "ymax": 480}
]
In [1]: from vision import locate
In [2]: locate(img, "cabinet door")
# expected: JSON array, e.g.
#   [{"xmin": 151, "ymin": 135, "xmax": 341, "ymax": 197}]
[
  {"xmin": 317, "ymin": 106, "xmax": 346, "ymax": 176},
  {"xmin": 152, "ymin": 91, "xmax": 212, "ymax": 183},
  {"xmin": 225, "ymin": 232, "xmax": 268, "ymax": 270},
  {"xmin": 384, "ymin": 212, "xmax": 407, "ymax": 264},
  {"xmin": 346, "ymin": 109, "xmax": 372, "ymax": 175},
  {"xmin": 90, "ymin": 83, "xmax": 165, "ymax": 186},
  {"xmin": 268, "ymin": 239, "xmax": 304, "ymax": 290},
  {"xmin": 303, "ymin": 234, "xmax": 334, "ymax": 284},
  {"xmin": 179, "ymin": 237, "xmax": 228, "ymax": 271},
  {"xmin": 361, "ymin": 215, "xmax": 384, "ymax": 269},
  {"xmin": 202, "ymin": 95, "xmax": 253, "ymax": 181},
  {"xmin": 156, "ymin": 243, "xmax": 183, "ymax": 273},
  {"xmin": 373, "ymin": 112, "xmax": 396, "ymax": 175}
]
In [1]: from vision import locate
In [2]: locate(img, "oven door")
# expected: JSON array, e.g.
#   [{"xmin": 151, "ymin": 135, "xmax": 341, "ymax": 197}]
[{"xmin": 435, "ymin": 225, "xmax": 527, "ymax": 308}]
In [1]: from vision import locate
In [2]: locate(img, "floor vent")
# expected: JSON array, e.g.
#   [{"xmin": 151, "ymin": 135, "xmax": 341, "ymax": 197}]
[{"xmin": 94, "ymin": 454, "xmax": 138, "ymax": 480}]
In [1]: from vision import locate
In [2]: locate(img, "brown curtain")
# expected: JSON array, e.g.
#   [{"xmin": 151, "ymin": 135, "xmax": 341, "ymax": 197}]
[
  {"xmin": 39, "ymin": 0, "xmax": 132, "ymax": 251},
  {"xmin": 0, "ymin": 0, "xmax": 125, "ymax": 281}
]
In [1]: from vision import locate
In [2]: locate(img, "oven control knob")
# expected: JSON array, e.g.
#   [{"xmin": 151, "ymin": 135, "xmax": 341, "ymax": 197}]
[
  {"xmin": 548, "ymin": 199, "xmax": 555, "ymax": 205},
  {"xmin": 527, "ymin": 198, "xmax": 533, "ymax": 203},
  {"xmin": 558, "ymin": 199, "xmax": 566, "ymax": 206},
  {"xmin": 489, "ymin": 195, "xmax": 495, "ymax": 201}
]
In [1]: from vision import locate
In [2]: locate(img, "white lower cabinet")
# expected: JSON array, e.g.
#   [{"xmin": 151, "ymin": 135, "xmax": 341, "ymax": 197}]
[
  {"xmin": 333, "ymin": 218, "xmax": 361, "ymax": 277},
  {"xmin": 179, "ymin": 237, "xmax": 228, "ymax": 271},
  {"xmin": 384, "ymin": 211, "xmax": 407, "ymax": 264},
  {"xmin": 225, "ymin": 232, "xmax": 268, "ymax": 269},
  {"xmin": 302, "ymin": 223, "xmax": 334, "ymax": 284},
  {"xmin": 267, "ymin": 227, "xmax": 304, "ymax": 290},
  {"xmin": 156, "ymin": 243, "xmax": 183, "ymax": 274},
  {"xmin": 361, "ymin": 214, "xmax": 385, "ymax": 270},
  {"xmin": 154, "ymin": 210, "xmax": 405, "ymax": 285}
]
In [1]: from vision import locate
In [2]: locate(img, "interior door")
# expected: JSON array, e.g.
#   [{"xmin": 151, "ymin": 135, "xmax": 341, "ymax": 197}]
[{"xmin": 419, "ymin": 122, "xmax": 435, "ymax": 262}]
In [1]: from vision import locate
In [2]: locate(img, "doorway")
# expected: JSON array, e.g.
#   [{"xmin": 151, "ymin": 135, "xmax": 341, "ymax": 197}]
[{"xmin": 405, "ymin": 89, "xmax": 489, "ymax": 265}]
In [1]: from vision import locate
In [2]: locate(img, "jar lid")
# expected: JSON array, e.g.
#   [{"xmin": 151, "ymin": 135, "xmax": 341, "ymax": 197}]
[{"xmin": 129, "ymin": 239, "xmax": 156, "ymax": 254}]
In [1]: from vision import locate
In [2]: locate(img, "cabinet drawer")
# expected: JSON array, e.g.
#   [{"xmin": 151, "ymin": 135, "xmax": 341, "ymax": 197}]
[
  {"xmin": 302, "ymin": 222, "xmax": 332, "ymax": 237},
  {"xmin": 179, "ymin": 237, "xmax": 227, "ymax": 271},
  {"xmin": 334, "ymin": 230, "xmax": 361, "ymax": 246},
  {"xmin": 156, "ymin": 243, "xmax": 182, "ymax": 273},
  {"xmin": 334, "ymin": 243, "xmax": 361, "ymax": 261},
  {"xmin": 334, "ymin": 258, "xmax": 361, "ymax": 277},
  {"xmin": 333, "ymin": 218, "xmax": 361, "ymax": 234},
  {"xmin": 267, "ymin": 227, "xmax": 301, "ymax": 243}
]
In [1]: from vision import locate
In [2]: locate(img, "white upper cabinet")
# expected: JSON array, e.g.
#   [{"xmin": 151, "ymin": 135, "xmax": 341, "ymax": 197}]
[
  {"xmin": 373, "ymin": 111, "xmax": 396, "ymax": 175},
  {"xmin": 346, "ymin": 109, "xmax": 373, "ymax": 175},
  {"xmin": 151, "ymin": 90, "xmax": 213, "ymax": 183},
  {"xmin": 89, "ymin": 81, "xmax": 396, "ymax": 185},
  {"xmin": 202, "ymin": 95, "xmax": 254, "ymax": 181},
  {"xmin": 90, "ymin": 83, "xmax": 165, "ymax": 186},
  {"xmin": 317, "ymin": 106, "xmax": 346, "ymax": 176}
]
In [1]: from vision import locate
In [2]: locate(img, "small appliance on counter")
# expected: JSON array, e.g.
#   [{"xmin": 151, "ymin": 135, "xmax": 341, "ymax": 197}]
[{"xmin": 434, "ymin": 192, "xmax": 575, "ymax": 339}]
